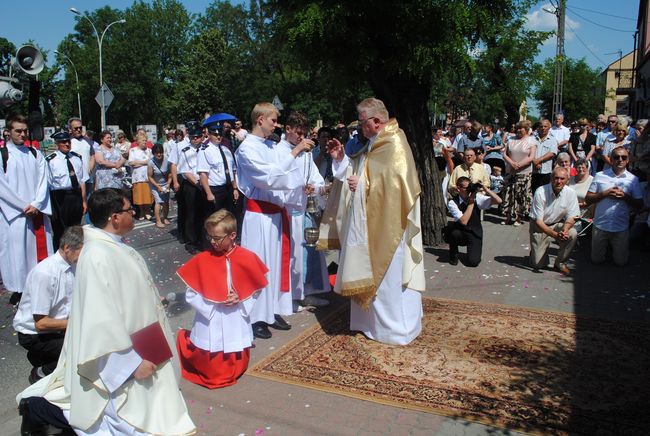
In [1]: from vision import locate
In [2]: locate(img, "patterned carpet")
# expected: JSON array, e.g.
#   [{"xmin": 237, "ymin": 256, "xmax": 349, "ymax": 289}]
[{"xmin": 248, "ymin": 298, "xmax": 650, "ymax": 435}]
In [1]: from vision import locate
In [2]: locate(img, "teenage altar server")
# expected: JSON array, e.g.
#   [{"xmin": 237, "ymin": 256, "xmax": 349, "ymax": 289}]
[
  {"xmin": 176, "ymin": 210, "xmax": 268, "ymax": 388},
  {"xmin": 278, "ymin": 112, "xmax": 330, "ymax": 310},
  {"xmin": 0, "ymin": 115, "xmax": 53, "ymax": 305},
  {"xmin": 46, "ymin": 131, "xmax": 88, "ymax": 250},
  {"xmin": 319, "ymin": 98, "xmax": 425, "ymax": 346},
  {"xmin": 235, "ymin": 102, "xmax": 312, "ymax": 339},
  {"xmin": 16, "ymin": 188, "xmax": 196, "ymax": 435}
]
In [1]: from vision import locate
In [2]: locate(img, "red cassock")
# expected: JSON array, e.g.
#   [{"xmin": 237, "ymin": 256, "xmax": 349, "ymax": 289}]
[{"xmin": 175, "ymin": 246, "xmax": 268, "ymax": 389}]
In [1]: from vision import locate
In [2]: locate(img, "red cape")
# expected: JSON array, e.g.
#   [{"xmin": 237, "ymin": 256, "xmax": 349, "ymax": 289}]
[{"xmin": 177, "ymin": 246, "xmax": 268, "ymax": 303}]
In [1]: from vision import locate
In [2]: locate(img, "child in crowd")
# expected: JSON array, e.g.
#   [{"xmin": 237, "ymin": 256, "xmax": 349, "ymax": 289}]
[
  {"xmin": 490, "ymin": 166, "xmax": 504, "ymax": 194},
  {"xmin": 176, "ymin": 210, "xmax": 268, "ymax": 389}
]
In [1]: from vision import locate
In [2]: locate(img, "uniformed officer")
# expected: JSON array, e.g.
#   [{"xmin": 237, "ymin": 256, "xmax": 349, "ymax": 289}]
[
  {"xmin": 46, "ymin": 131, "xmax": 88, "ymax": 250},
  {"xmin": 197, "ymin": 125, "xmax": 239, "ymax": 221},
  {"xmin": 176, "ymin": 123, "xmax": 205, "ymax": 249},
  {"xmin": 169, "ymin": 128, "xmax": 189, "ymax": 243}
]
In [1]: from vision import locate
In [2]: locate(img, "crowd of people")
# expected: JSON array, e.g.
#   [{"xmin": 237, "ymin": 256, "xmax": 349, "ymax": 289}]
[
  {"xmin": 2, "ymin": 103, "xmax": 649, "ymax": 434},
  {"xmin": 2, "ymin": 98, "xmax": 428, "ymax": 434},
  {"xmin": 436, "ymin": 113, "xmax": 649, "ymax": 270}
]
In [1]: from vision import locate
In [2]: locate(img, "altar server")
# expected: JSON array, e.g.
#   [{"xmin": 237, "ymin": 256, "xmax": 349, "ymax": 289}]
[
  {"xmin": 0, "ymin": 114, "xmax": 53, "ymax": 305},
  {"xmin": 176, "ymin": 210, "xmax": 268, "ymax": 388}
]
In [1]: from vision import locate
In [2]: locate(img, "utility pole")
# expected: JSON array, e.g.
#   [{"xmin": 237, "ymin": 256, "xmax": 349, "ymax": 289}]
[{"xmin": 552, "ymin": 0, "xmax": 566, "ymax": 120}]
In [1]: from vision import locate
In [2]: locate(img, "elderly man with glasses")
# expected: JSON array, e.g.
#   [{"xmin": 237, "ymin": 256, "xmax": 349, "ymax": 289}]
[
  {"xmin": 586, "ymin": 146, "xmax": 643, "ymax": 266},
  {"xmin": 68, "ymin": 117, "xmax": 95, "ymax": 195}
]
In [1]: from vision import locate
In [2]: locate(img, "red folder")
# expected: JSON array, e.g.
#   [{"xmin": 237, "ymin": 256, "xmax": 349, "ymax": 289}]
[{"xmin": 130, "ymin": 322, "xmax": 173, "ymax": 366}]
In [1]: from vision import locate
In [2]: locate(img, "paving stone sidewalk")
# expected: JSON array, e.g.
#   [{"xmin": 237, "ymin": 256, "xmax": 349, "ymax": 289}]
[{"xmin": 2, "ymin": 212, "xmax": 648, "ymax": 435}]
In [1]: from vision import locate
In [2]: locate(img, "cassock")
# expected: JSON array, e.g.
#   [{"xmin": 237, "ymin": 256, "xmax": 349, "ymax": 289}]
[
  {"xmin": 0, "ymin": 141, "xmax": 53, "ymax": 294},
  {"xmin": 318, "ymin": 119, "xmax": 425, "ymax": 345},
  {"xmin": 176, "ymin": 246, "xmax": 268, "ymax": 389},
  {"xmin": 235, "ymin": 134, "xmax": 303, "ymax": 324},
  {"xmin": 17, "ymin": 226, "xmax": 195, "ymax": 435},
  {"xmin": 277, "ymin": 140, "xmax": 329, "ymax": 301}
]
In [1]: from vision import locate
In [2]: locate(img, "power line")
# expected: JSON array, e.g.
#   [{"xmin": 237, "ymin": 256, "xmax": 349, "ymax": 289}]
[
  {"xmin": 565, "ymin": 20, "xmax": 608, "ymax": 67},
  {"xmin": 567, "ymin": 5, "xmax": 636, "ymax": 21},
  {"xmin": 566, "ymin": 9, "xmax": 635, "ymax": 33}
]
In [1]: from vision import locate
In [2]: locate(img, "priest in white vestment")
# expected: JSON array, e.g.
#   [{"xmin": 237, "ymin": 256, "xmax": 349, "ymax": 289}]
[
  {"xmin": 17, "ymin": 188, "xmax": 195, "ymax": 435},
  {"xmin": 0, "ymin": 115, "xmax": 53, "ymax": 302},
  {"xmin": 318, "ymin": 98, "xmax": 425, "ymax": 346},
  {"xmin": 235, "ymin": 102, "xmax": 314, "ymax": 339}
]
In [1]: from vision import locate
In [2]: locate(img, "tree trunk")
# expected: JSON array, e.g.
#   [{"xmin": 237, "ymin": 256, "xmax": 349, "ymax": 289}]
[{"xmin": 368, "ymin": 70, "xmax": 447, "ymax": 246}]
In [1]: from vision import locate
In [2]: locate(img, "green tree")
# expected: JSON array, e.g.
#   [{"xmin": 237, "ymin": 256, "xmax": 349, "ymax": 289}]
[
  {"xmin": 56, "ymin": 1, "xmax": 192, "ymax": 134},
  {"xmin": 271, "ymin": 0, "xmax": 540, "ymax": 244},
  {"xmin": 534, "ymin": 57, "xmax": 605, "ymax": 122}
]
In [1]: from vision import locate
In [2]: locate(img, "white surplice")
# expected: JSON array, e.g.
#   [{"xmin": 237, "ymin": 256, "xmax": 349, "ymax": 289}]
[
  {"xmin": 332, "ymin": 147, "xmax": 423, "ymax": 346},
  {"xmin": 235, "ymin": 135, "xmax": 303, "ymax": 324},
  {"xmin": 186, "ymin": 288, "xmax": 255, "ymax": 353},
  {"xmin": 278, "ymin": 140, "xmax": 329, "ymax": 301},
  {"xmin": 0, "ymin": 141, "xmax": 53, "ymax": 293}
]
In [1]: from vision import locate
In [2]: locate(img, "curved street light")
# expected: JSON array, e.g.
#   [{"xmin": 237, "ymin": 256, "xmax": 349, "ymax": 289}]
[
  {"xmin": 70, "ymin": 7, "xmax": 126, "ymax": 130},
  {"xmin": 55, "ymin": 50, "xmax": 82, "ymax": 123}
]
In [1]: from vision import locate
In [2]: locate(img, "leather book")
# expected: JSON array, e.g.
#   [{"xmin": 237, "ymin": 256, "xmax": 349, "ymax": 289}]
[{"xmin": 130, "ymin": 322, "xmax": 173, "ymax": 366}]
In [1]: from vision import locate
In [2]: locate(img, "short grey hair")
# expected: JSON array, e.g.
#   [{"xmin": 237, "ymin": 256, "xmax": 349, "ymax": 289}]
[
  {"xmin": 59, "ymin": 226, "xmax": 84, "ymax": 250},
  {"xmin": 609, "ymin": 145, "xmax": 629, "ymax": 158},
  {"xmin": 635, "ymin": 119, "xmax": 648, "ymax": 130},
  {"xmin": 357, "ymin": 98, "xmax": 389, "ymax": 123},
  {"xmin": 67, "ymin": 117, "xmax": 82, "ymax": 127},
  {"xmin": 556, "ymin": 152, "xmax": 571, "ymax": 163}
]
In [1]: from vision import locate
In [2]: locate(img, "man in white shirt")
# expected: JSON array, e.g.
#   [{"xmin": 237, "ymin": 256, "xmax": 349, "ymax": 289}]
[
  {"xmin": 532, "ymin": 118, "xmax": 559, "ymax": 194},
  {"xmin": 550, "ymin": 113, "xmax": 570, "ymax": 153},
  {"xmin": 446, "ymin": 176, "xmax": 502, "ymax": 266},
  {"xmin": 176, "ymin": 123, "xmax": 205, "ymax": 248},
  {"xmin": 68, "ymin": 117, "xmax": 95, "ymax": 193},
  {"xmin": 586, "ymin": 146, "xmax": 643, "ymax": 266},
  {"xmin": 529, "ymin": 167, "xmax": 580, "ymax": 274},
  {"xmin": 198, "ymin": 125, "xmax": 238, "ymax": 219},
  {"xmin": 0, "ymin": 115, "xmax": 53, "ymax": 306},
  {"xmin": 46, "ymin": 131, "xmax": 88, "ymax": 250},
  {"xmin": 13, "ymin": 226, "xmax": 83, "ymax": 384}
]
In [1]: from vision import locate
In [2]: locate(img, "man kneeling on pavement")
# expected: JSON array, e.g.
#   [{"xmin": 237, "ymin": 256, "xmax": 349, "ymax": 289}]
[
  {"xmin": 446, "ymin": 177, "xmax": 501, "ymax": 266},
  {"xmin": 13, "ymin": 226, "xmax": 84, "ymax": 385},
  {"xmin": 529, "ymin": 166, "xmax": 580, "ymax": 274}
]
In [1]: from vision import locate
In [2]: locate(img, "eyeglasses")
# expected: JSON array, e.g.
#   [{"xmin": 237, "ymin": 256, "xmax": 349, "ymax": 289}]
[
  {"xmin": 205, "ymin": 234, "xmax": 228, "ymax": 244},
  {"xmin": 13, "ymin": 129, "xmax": 28, "ymax": 134},
  {"xmin": 608, "ymin": 120, "xmax": 617, "ymax": 123},
  {"xmin": 612, "ymin": 155, "xmax": 628, "ymax": 161},
  {"xmin": 579, "ymin": 124, "xmax": 588, "ymax": 127},
  {"xmin": 115, "ymin": 206, "xmax": 135, "ymax": 215},
  {"xmin": 71, "ymin": 126, "xmax": 83, "ymax": 131}
]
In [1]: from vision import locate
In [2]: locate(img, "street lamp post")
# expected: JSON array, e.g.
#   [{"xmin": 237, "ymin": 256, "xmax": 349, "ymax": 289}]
[
  {"xmin": 55, "ymin": 50, "xmax": 82, "ymax": 123},
  {"xmin": 70, "ymin": 7, "xmax": 125, "ymax": 130}
]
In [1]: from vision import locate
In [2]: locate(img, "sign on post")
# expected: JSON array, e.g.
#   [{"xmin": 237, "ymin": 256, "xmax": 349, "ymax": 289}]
[
  {"xmin": 95, "ymin": 83, "xmax": 114, "ymax": 110},
  {"xmin": 272, "ymin": 95, "xmax": 283, "ymax": 111}
]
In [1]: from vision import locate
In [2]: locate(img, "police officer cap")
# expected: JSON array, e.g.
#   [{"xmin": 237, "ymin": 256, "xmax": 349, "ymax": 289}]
[
  {"xmin": 186, "ymin": 123, "xmax": 203, "ymax": 138},
  {"xmin": 51, "ymin": 131, "xmax": 71, "ymax": 142},
  {"xmin": 206, "ymin": 123, "xmax": 223, "ymax": 135}
]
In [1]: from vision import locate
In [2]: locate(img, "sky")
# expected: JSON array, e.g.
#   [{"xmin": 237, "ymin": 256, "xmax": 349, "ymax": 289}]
[{"xmin": 0, "ymin": 0, "xmax": 640, "ymax": 114}]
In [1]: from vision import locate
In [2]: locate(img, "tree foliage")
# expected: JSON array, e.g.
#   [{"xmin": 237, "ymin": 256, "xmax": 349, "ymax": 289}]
[
  {"xmin": 534, "ymin": 57, "xmax": 605, "ymax": 122},
  {"xmin": 1, "ymin": 0, "xmax": 550, "ymax": 244}
]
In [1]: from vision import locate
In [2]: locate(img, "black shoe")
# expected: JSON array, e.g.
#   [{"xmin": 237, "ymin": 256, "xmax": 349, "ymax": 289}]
[
  {"xmin": 449, "ymin": 255, "xmax": 459, "ymax": 266},
  {"xmin": 270, "ymin": 314, "xmax": 291, "ymax": 331},
  {"xmin": 252, "ymin": 322, "xmax": 272, "ymax": 339},
  {"xmin": 9, "ymin": 292, "xmax": 22, "ymax": 306},
  {"xmin": 28, "ymin": 367, "xmax": 42, "ymax": 385}
]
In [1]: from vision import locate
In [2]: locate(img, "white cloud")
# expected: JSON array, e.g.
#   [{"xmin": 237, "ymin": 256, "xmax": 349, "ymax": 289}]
[{"xmin": 526, "ymin": 3, "xmax": 580, "ymax": 45}]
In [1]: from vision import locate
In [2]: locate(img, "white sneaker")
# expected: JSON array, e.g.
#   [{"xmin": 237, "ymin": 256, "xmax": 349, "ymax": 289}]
[
  {"xmin": 301, "ymin": 295, "xmax": 330, "ymax": 307},
  {"xmin": 292, "ymin": 300, "xmax": 305, "ymax": 313}
]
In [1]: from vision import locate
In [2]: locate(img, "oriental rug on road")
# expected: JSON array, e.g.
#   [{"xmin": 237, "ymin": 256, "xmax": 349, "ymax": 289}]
[{"xmin": 248, "ymin": 298, "xmax": 650, "ymax": 435}]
